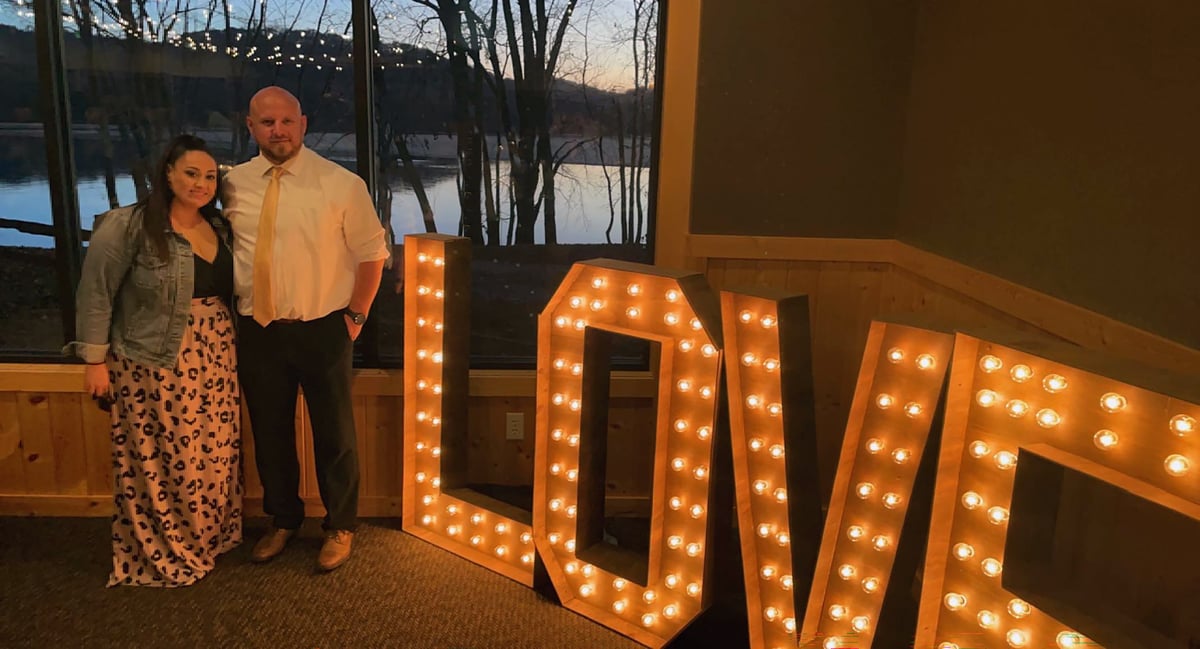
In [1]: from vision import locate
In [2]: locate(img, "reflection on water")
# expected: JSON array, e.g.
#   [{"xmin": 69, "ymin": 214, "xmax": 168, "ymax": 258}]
[{"xmin": 0, "ymin": 134, "xmax": 651, "ymax": 247}]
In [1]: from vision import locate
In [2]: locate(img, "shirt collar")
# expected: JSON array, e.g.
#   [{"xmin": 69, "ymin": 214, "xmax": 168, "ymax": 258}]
[{"xmin": 254, "ymin": 144, "xmax": 308, "ymax": 178}]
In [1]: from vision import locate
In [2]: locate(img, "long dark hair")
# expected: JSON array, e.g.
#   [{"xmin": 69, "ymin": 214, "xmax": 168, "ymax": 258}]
[{"xmin": 138, "ymin": 134, "xmax": 221, "ymax": 260}]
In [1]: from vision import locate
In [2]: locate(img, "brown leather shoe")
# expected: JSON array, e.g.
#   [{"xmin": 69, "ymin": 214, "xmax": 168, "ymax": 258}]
[
  {"xmin": 251, "ymin": 526, "xmax": 296, "ymax": 563},
  {"xmin": 317, "ymin": 529, "xmax": 354, "ymax": 572}
]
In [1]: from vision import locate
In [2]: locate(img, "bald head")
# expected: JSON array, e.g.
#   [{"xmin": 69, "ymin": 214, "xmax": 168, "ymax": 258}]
[{"xmin": 246, "ymin": 86, "xmax": 307, "ymax": 164}]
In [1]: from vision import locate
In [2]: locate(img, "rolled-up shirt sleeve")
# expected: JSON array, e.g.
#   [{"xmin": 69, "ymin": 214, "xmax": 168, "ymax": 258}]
[
  {"xmin": 63, "ymin": 209, "xmax": 135, "ymax": 363},
  {"xmin": 343, "ymin": 176, "xmax": 390, "ymax": 263}
]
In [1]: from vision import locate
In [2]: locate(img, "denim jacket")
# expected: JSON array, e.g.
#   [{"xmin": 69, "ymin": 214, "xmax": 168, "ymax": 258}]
[{"xmin": 63, "ymin": 205, "xmax": 233, "ymax": 369}]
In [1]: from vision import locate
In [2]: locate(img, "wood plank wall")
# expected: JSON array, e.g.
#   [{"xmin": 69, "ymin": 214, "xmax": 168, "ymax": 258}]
[{"xmin": 3, "ymin": 238, "xmax": 1197, "ymax": 515}]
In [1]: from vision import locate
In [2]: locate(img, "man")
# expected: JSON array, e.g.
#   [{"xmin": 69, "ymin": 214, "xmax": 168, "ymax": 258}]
[{"xmin": 224, "ymin": 86, "xmax": 388, "ymax": 571}]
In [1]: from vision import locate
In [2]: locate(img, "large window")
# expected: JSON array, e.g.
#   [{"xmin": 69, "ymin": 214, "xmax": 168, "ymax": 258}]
[{"xmin": 0, "ymin": 0, "xmax": 662, "ymax": 368}]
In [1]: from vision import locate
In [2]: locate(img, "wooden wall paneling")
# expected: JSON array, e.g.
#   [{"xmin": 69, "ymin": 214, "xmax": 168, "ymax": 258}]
[
  {"xmin": 363, "ymin": 395, "xmax": 403, "ymax": 499},
  {"xmin": 466, "ymin": 396, "xmax": 536, "ymax": 487},
  {"xmin": 881, "ymin": 265, "xmax": 1044, "ymax": 337},
  {"xmin": 0, "ymin": 392, "xmax": 26, "ymax": 493},
  {"xmin": 17, "ymin": 392, "xmax": 56, "ymax": 493},
  {"xmin": 354, "ymin": 395, "xmax": 370, "ymax": 497},
  {"xmin": 80, "ymin": 397, "xmax": 110, "ymax": 495},
  {"xmin": 601, "ymin": 396, "xmax": 657, "ymax": 517},
  {"xmin": 47, "ymin": 393, "xmax": 87, "ymax": 494}
]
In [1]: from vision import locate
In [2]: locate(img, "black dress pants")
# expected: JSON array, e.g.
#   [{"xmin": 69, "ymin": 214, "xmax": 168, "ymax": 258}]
[{"xmin": 238, "ymin": 311, "xmax": 358, "ymax": 531}]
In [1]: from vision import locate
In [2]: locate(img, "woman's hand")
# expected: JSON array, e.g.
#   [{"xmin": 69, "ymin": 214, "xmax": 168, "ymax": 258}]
[{"xmin": 84, "ymin": 363, "xmax": 110, "ymax": 398}]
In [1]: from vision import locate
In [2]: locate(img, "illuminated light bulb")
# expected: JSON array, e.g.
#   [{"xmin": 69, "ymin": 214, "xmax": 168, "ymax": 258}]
[
  {"xmin": 415, "ymin": 472, "xmax": 427, "ymax": 483},
  {"xmin": 690, "ymin": 318, "xmax": 703, "ymax": 331},
  {"xmin": 416, "ymin": 379, "xmax": 428, "ymax": 390},
  {"xmin": 851, "ymin": 616, "xmax": 870, "ymax": 632},
  {"xmin": 565, "ymin": 505, "xmax": 577, "ymax": 518},
  {"xmin": 692, "ymin": 466, "xmax": 707, "ymax": 482},
  {"xmin": 1043, "ymin": 374, "xmax": 1068, "ymax": 393},
  {"xmin": 641, "ymin": 614, "xmax": 655, "ymax": 628},
  {"xmin": 551, "ymin": 393, "xmax": 566, "ymax": 406},
  {"xmin": 566, "ymin": 469, "xmax": 578, "ymax": 482},
  {"xmin": 416, "ymin": 349, "xmax": 429, "ymax": 361},
  {"xmin": 571, "ymin": 363, "xmax": 582, "ymax": 376},
  {"xmin": 749, "ymin": 438, "xmax": 765, "ymax": 451},
  {"xmin": 769, "ymin": 444, "xmax": 785, "ymax": 458},
  {"xmin": 905, "ymin": 402, "xmax": 923, "ymax": 417},
  {"xmin": 554, "ymin": 315, "xmax": 569, "ymax": 328},
  {"xmin": 686, "ymin": 583, "xmax": 701, "ymax": 597},
  {"xmin": 548, "ymin": 532, "xmax": 562, "ymax": 545},
  {"xmin": 573, "ymin": 319, "xmax": 586, "ymax": 331},
  {"xmin": 893, "ymin": 448, "xmax": 912, "ymax": 463},
  {"xmin": 416, "ymin": 315, "xmax": 429, "ymax": 327},
  {"xmin": 676, "ymin": 379, "xmax": 692, "ymax": 392},
  {"xmin": 1057, "ymin": 631, "xmax": 1086, "ymax": 647},
  {"xmin": 567, "ymin": 434, "xmax": 579, "ymax": 447},
  {"xmin": 701, "ymin": 344, "xmax": 717, "ymax": 357},
  {"xmin": 494, "ymin": 545, "xmax": 508, "ymax": 557},
  {"xmin": 1006, "ymin": 400, "xmax": 1029, "ymax": 417},
  {"xmin": 773, "ymin": 488, "xmax": 787, "ymax": 502},
  {"xmin": 550, "ymin": 428, "xmax": 564, "ymax": 441},
  {"xmin": 760, "ymin": 566, "xmax": 776, "ymax": 580},
  {"xmin": 862, "ymin": 577, "xmax": 880, "ymax": 593},
  {"xmin": 432, "ymin": 385, "xmax": 442, "ymax": 395},
  {"xmin": 674, "ymin": 419, "xmax": 689, "ymax": 432},
  {"xmin": 978, "ymin": 611, "xmax": 999, "ymax": 629},
  {"xmin": 1036, "ymin": 408, "xmax": 1062, "ymax": 428},
  {"xmin": 433, "ymin": 257, "xmax": 444, "ymax": 267},
  {"xmin": 1170, "ymin": 414, "xmax": 1195, "ymax": 436},
  {"xmin": 882, "ymin": 492, "xmax": 903, "ymax": 509},
  {"xmin": 679, "ymin": 339, "xmax": 695, "ymax": 352},
  {"xmin": 976, "ymin": 389, "xmax": 1000, "ymax": 407},
  {"xmin": 760, "ymin": 315, "xmax": 777, "ymax": 328},
  {"xmin": 469, "ymin": 535, "xmax": 483, "ymax": 546},
  {"xmin": 612, "ymin": 577, "xmax": 627, "ymax": 591},
  {"xmin": 554, "ymin": 358, "xmax": 568, "ymax": 370},
  {"xmin": 663, "ymin": 604, "xmax": 679, "ymax": 620},
  {"xmin": 665, "ymin": 574, "xmax": 680, "ymax": 589},
  {"xmin": 417, "ymin": 285, "xmax": 431, "ymax": 296},
  {"xmin": 430, "ymin": 417, "xmax": 442, "ymax": 427},
  {"xmin": 421, "ymin": 515, "xmax": 435, "ymax": 526},
  {"xmin": 581, "ymin": 564, "xmax": 595, "ymax": 577},
  {"xmin": 1094, "ymin": 427, "xmax": 1118, "ymax": 448},
  {"xmin": 872, "ymin": 535, "xmax": 891, "ymax": 551},
  {"xmin": 1006, "ymin": 629, "xmax": 1030, "ymax": 647},
  {"xmin": 669, "ymin": 497, "xmax": 683, "ymax": 510},
  {"xmin": 781, "ymin": 575, "xmax": 794, "ymax": 590},
  {"xmin": 612, "ymin": 599, "xmax": 628, "ymax": 614},
  {"xmin": 1010, "ymin": 364, "xmax": 1033, "ymax": 382},
  {"xmin": 1100, "ymin": 392, "xmax": 1127, "ymax": 412},
  {"xmin": 1165, "ymin": 454, "xmax": 1190, "ymax": 476},
  {"xmin": 431, "ymin": 477, "xmax": 441, "ymax": 488},
  {"xmin": 980, "ymin": 355, "xmax": 1003, "ymax": 372},
  {"xmin": 697, "ymin": 426, "xmax": 712, "ymax": 440},
  {"xmin": 847, "ymin": 526, "xmax": 866, "ymax": 541},
  {"xmin": 988, "ymin": 506, "xmax": 1010, "ymax": 525},
  {"xmin": 671, "ymin": 457, "xmax": 686, "ymax": 471},
  {"xmin": 520, "ymin": 532, "xmax": 532, "ymax": 544},
  {"xmin": 549, "ymin": 499, "xmax": 563, "ymax": 512},
  {"xmin": 866, "ymin": 438, "xmax": 885, "ymax": 453},
  {"xmin": 590, "ymin": 276, "xmax": 606, "ymax": 289},
  {"xmin": 565, "ymin": 538, "xmax": 577, "ymax": 552},
  {"xmin": 699, "ymin": 386, "xmax": 714, "ymax": 398},
  {"xmin": 626, "ymin": 283, "xmax": 642, "ymax": 296},
  {"xmin": 944, "ymin": 593, "xmax": 967, "ymax": 610},
  {"xmin": 578, "ymin": 584, "xmax": 594, "ymax": 597},
  {"xmin": 667, "ymin": 535, "xmax": 683, "ymax": 549},
  {"xmin": 763, "ymin": 358, "xmax": 780, "ymax": 371},
  {"xmin": 664, "ymin": 313, "xmax": 680, "ymax": 326},
  {"xmin": 417, "ymin": 252, "xmax": 429, "ymax": 263},
  {"xmin": 916, "ymin": 354, "xmax": 936, "ymax": 370},
  {"xmin": 969, "ymin": 440, "xmax": 991, "ymax": 458},
  {"xmin": 665, "ymin": 289, "xmax": 680, "ymax": 302},
  {"xmin": 521, "ymin": 552, "xmax": 533, "ymax": 565},
  {"xmin": 740, "ymin": 352, "xmax": 757, "ymax": 366},
  {"xmin": 746, "ymin": 394, "xmax": 763, "ymax": 408},
  {"xmin": 887, "ymin": 347, "xmax": 905, "ymax": 363},
  {"xmin": 783, "ymin": 617, "xmax": 796, "ymax": 633},
  {"xmin": 429, "ymin": 446, "xmax": 442, "ymax": 458},
  {"xmin": 1008, "ymin": 598, "xmax": 1032, "ymax": 618},
  {"xmin": 856, "ymin": 482, "xmax": 876, "ymax": 499},
  {"xmin": 738, "ymin": 310, "xmax": 754, "ymax": 323},
  {"xmin": 569, "ymin": 296, "xmax": 584, "ymax": 309},
  {"xmin": 690, "ymin": 504, "xmax": 705, "ymax": 518},
  {"xmin": 643, "ymin": 590, "xmax": 658, "ymax": 603},
  {"xmin": 469, "ymin": 513, "xmax": 483, "ymax": 525},
  {"xmin": 838, "ymin": 564, "xmax": 857, "ymax": 580},
  {"xmin": 767, "ymin": 403, "xmax": 783, "ymax": 417},
  {"xmin": 686, "ymin": 542, "xmax": 702, "ymax": 557},
  {"xmin": 825, "ymin": 639, "xmax": 842, "ymax": 649},
  {"xmin": 756, "ymin": 523, "xmax": 773, "ymax": 538},
  {"xmin": 446, "ymin": 525, "xmax": 461, "ymax": 536},
  {"xmin": 876, "ymin": 393, "xmax": 895, "ymax": 409},
  {"xmin": 625, "ymin": 306, "xmax": 640, "ymax": 318},
  {"xmin": 752, "ymin": 480, "xmax": 769, "ymax": 495},
  {"xmin": 431, "ymin": 352, "xmax": 444, "ymax": 364},
  {"xmin": 962, "ymin": 491, "xmax": 984, "ymax": 509},
  {"xmin": 776, "ymin": 532, "xmax": 790, "ymax": 546},
  {"xmin": 568, "ymin": 399, "xmax": 581, "ymax": 412},
  {"xmin": 982, "ymin": 557, "xmax": 1003, "ymax": 577},
  {"xmin": 995, "ymin": 450, "xmax": 1018, "ymax": 470},
  {"xmin": 953, "ymin": 543, "xmax": 976, "ymax": 560},
  {"xmin": 421, "ymin": 495, "xmax": 434, "ymax": 506},
  {"xmin": 434, "ymin": 289, "xmax": 444, "ymax": 300},
  {"xmin": 415, "ymin": 441, "xmax": 427, "ymax": 452},
  {"xmin": 828, "ymin": 604, "xmax": 848, "ymax": 620}
]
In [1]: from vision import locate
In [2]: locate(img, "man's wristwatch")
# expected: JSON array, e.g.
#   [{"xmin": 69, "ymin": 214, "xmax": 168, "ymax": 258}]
[{"xmin": 343, "ymin": 307, "xmax": 367, "ymax": 325}]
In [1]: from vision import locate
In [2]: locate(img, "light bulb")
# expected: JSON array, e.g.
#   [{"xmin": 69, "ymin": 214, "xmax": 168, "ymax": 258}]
[
  {"xmin": 905, "ymin": 402, "xmax": 923, "ymax": 417},
  {"xmin": 872, "ymin": 535, "xmax": 891, "ymax": 551},
  {"xmin": 776, "ymin": 532, "xmax": 790, "ymax": 546},
  {"xmin": 1010, "ymin": 364, "xmax": 1033, "ymax": 382},
  {"xmin": 838, "ymin": 564, "xmax": 856, "ymax": 579},
  {"xmin": 674, "ymin": 419, "xmax": 689, "ymax": 432},
  {"xmin": 417, "ymin": 252, "xmax": 429, "ymax": 263},
  {"xmin": 690, "ymin": 317, "xmax": 703, "ymax": 331},
  {"xmin": 568, "ymin": 296, "xmax": 583, "ymax": 309},
  {"xmin": 738, "ymin": 309, "xmax": 754, "ymax": 323},
  {"xmin": 741, "ymin": 352, "xmax": 757, "ymax": 366},
  {"xmin": 978, "ymin": 610, "xmax": 998, "ymax": 628},
  {"xmin": 767, "ymin": 403, "xmax": 783, "ymax": 416},
  {"xmin": 760, "ymin": 566, "xmax": 776, "ymax": 580},
  {"xmin": 938, "ymin": 644, "xmax": 960, "ymax": 649},
  {"xmin": 953, "ymin": 542, "xmax": 975, "ymax": 560},
  {"xmin": 1006, "ymin": 629, "xmax": 1029, "ymax": 647},
  {"xmin": 699, "ymin": 386, "xmax": 714, "ymax": 398},
  {"xmin": 829, "ymin": 604, "xmax": 847, "ymax": 620},
  {"xmin": 665, "ymin": 289, "xmax": 680, "ymax": 302},
  {"xmin": 980, "ymin": 355, "xmax": 1003, "ymax": 372},
  {"xmin": 866, "ymin": 438, "xmax": 885, "ymax": 453},
  {"xmin": 665, "ymin": 573, "xmax": 680, "ymax": 588},
  {"xmin": 701, "ymin": 344, "xmax": 717, "ymax": 357},
  {"xmin": 1093, "ymin": 429, "xmax": 1118, "ymax": 449},
  {"xmin": 578, "ymin": 583, "xmax": 594, "ymax": 597},
  {"xmin": 589, "ymin": 299, "xmax": 604, "ymax": 311},
  {"xmin": 697, "ymin": 426, "xmax": 712, "ymax": 440},
  {"xmin": 612, "ymin": 600, "xmax": 628, "ymax": 613},
  {"xmin": 780, "ymin": 575, "xmax": 793, "ymax": 590},
  {"xmin": 690, "ymin": 504, "xmax": 704, "ymax": 518},
  {"xmin": 962, "ymin": 491, "xmax": 984, "ymax": 509},
  {"xmin": 862, "ymin": 577, "xmax": 880, "ymax": 593},
  {"xmin": 847, "ymin": 526, "xmax": 865, "ymax": 541},
  {"xmin": 1165, "ymin": 454, "xmax": 1190, "ymax": 476},
  {"xmin": 667, "ymin": 535, "xmax": 683, "ymax": 549},
  {"xmin": 693, "ymin": 466, "xmax": 709, "ymax": 480},
  {"xmin": 566, "ymin": 506, "xmax": 577, "ymax": 518},
  {"xmin": 893, "ymin": 448, "xmax": 912, "ymax": 464},
  {"xmin": 944, "ymin": 592, "xmax": 967, "ymax": 610},
  {"xmin": 1100, "ymin": 392, "xmax": 1127, "ymax": 412},
  {"xmin": 625, "ymin": 306, "xmax": 640, "ymax": 318},
  {"xmin": 550, "ymin": 428, "xmax": 564, "ymax": 441},
  {"xmin": 566, "ymin": 469, "xmax": 578, "ymax": 482},
  {"xmin": 612, "ymin": 577, "xmax": 627, "ymax": 590},
  {"xmin": 916, "ymin": 353, "xmax": 936, "ymax": 370},
  {"xmin": 763, "ymin": 358, "xmax": 780, "ymax": 371},
  {"xmin": 976, "ymin": 389, "xmax": 1000, "ymax": 407},
  {"xmin": 686, "ymin": 583, "xmax": 701, "ymax": 597},
  {"xmin": 663, "ymin": 604, "xmax": 679, "ymax": 619},
  {"xmin": 887, "ymin": 347, "xmax": 905, "ymax": 363},
  {"xmin": 643, "ymin": 589, "xmax": 657, "ymax": 603},
  {"xmin": 851, "ymin": 616, "xmax": 870, "ymax": 632},
  {"xmin": 590, "ymin": 276, "xmax": 606, "ymax": 289},
  {"xmin": 1036, "ymin": 408, "xmax": 1061, "ymax": 428},
  {"xmin": 876, "ymin": 393, "xmax": 895, "ymax": 409},
  {"xmin": 1043, "ymin": 374, "xmax": 1068, "ymax": 392},
  {"xmin": 664, "ymin": 313, "xmax": 679, "ymax": 326},
  {"xmin": 550, "ymin": 463, "xmax": 562, "ymax": 475},
  {"xmin": 969, "ymin": 440, "xmax": 990, "ymax": 458},
  {"xmin": 856, "ymin": 482, "xmax": 876, "ymax": 499},
  {"xmin": 752, "ymin": 480, "xmax": 768, "ymax": 494},
  {"xmin": 988, "ymin": 506, "xmax": 1010, "ymax": 525},
  {"xmin": 1057, "ymin": 631, "xmax": 1087, "ymax": 647},
  {"xmin": 757, "ymin": 524, "xmax": 772, "ymax": 538},
  {"xmin": 749, "ymin": 437, "xmax": 765, "ymax": 451},
  {"xmin": 641, "ymin": 614, "xmax": 655, "ymax": 627},
  {"xmin": 746, "ymin": 394, "xmax": 763, "ymax": 408},
  {"xmin": 669, "ymin": 497, "xmax": 683, "ymax": 510},
  {"xmin": 1170, "ymin": 414, "xmax": 1195, "ymax": 436},
  {"xmin": 769, "ymin": 444, "xmax": 785, "ymax": 458},
  {"xmin": 783, "ymin": 617, "xmax": 796, "ymax": 633},
  {"xmin": 626, "ymin": 283, "xmax": 641, "ymax": 296},
  {"xmin": 981, "ymin": 557, "xmax": 1003, "ymax": 577},
  {"xmin": 995, "ymin": 450, "xmax": 1018, "ymax": 469},
  {"xmin": 773, "ymin": 488, "xmax": 787, "ymax": 502},
  {"xmin": 679, "ymin": 339, "xmax": 695, "ymax": 352},
  {"xmin": 882, "ymin": 492, "xmax": 903, "ymax": 509},
  {"xmin": 676, "ymin": 379, "xmax": 692, "ymax": 392},
  {"xmin": 1006, "ymin": 400, "xmax": 1029, "ymax": 417},
  {"xmin": 1008, "ymin": 598, "xmax": 1031, "ymax": 618},
  {"xmin": 760, "ymin": 315, "xmax": 777, "ymax": 328}
]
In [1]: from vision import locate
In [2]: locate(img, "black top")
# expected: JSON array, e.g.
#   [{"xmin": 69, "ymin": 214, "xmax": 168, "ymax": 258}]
[{"xmin": 193, "ymin": 242, "xmax": 233, "ymax": 300}]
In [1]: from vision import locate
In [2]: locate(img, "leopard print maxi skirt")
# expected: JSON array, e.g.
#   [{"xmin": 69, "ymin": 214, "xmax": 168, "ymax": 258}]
[{"xmin": 106, "ymin": 297, "xmax": 243, "ymax": 587}]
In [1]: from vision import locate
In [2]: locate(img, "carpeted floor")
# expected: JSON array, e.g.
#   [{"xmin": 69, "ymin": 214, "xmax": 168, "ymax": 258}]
[{"xmin": 0, "ymin": 516, "xmax": 650, "ymax": 649}]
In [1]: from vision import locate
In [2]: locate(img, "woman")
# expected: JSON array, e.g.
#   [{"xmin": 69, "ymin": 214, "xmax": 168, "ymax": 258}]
[{"xmin": 66, "ymin": 134, "xmax": 242, "ymax": 587}]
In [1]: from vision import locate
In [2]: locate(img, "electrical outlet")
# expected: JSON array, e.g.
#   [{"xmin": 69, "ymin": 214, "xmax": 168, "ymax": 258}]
[{"xmin": 505, "ymin": 412, "xmax": 525, "ymax": 440}]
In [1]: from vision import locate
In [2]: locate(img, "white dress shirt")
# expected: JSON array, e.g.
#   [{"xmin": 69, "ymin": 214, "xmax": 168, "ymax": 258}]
[{"xmin": 223, "ymin": 146, "xmax": 389, "ymax": 321}]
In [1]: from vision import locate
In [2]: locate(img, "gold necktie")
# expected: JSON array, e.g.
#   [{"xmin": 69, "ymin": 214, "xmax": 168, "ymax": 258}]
[{"xmin": 252, "ymin": 166, "xmax": 283, "ymax": 326}]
